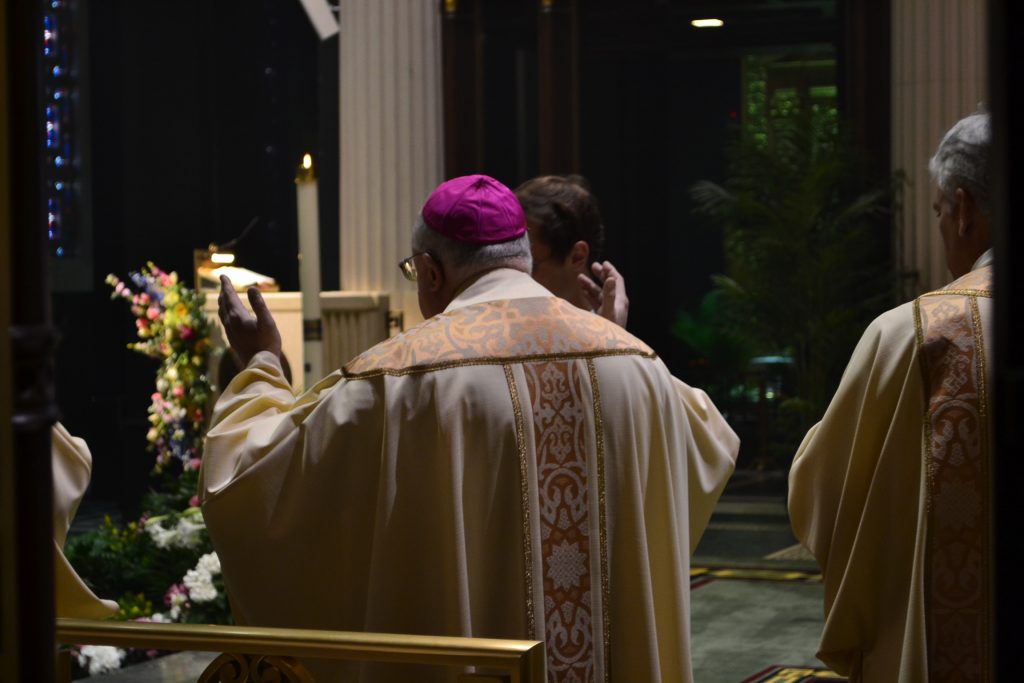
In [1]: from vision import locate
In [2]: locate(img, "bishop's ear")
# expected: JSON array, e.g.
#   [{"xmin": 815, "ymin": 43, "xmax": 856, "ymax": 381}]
[{"xmin": 421, "ymin": 252, "xmax": 446, "ymax": 292}]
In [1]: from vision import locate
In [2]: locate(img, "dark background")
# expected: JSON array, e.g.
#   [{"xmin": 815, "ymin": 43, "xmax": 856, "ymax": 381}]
[{"xmin": 54, "ymin": 0, "xmax": 338, "ymax": 509}]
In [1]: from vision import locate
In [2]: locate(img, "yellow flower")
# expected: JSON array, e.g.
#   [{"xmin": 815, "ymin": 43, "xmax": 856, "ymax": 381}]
[{"xmin": 164, "ymin": 291, "xmax": 180, "ymax": 307}]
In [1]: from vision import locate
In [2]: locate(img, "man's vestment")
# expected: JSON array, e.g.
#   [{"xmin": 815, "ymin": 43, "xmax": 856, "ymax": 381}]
[
  {"xmin": 789, "ymin": 252, "xmax": 993, "ymax": 682},
  {"xmin": 201, "ymin": 268, "xmax": 738, "ymax": 682},
  {"xmin": 53, "ymin": 422, "xmax": 118, "ymax": 618}
]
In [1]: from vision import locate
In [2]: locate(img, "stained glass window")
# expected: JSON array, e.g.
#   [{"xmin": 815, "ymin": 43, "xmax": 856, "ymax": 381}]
[{"xmin": 42, "ymin": 0, "xmax": 78, "ymax": 259}]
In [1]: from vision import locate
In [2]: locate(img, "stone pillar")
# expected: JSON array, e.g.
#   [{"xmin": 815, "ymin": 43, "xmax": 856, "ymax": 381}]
[
  {"xmin": 892, "ymin": 0, "xmax": 987, "ymax": 295},
  {"xmin": 339, "ymin": 0, "xmax": 444, "ymax": 329}
]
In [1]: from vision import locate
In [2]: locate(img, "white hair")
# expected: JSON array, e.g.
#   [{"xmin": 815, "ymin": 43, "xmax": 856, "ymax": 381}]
[
  {"xmin": 928, "ymin": 110, "xmax": 992, "ymax": 216},
  {"xmin": 411, "ymin": 216, "xmax": 533, "ymax": 274}
]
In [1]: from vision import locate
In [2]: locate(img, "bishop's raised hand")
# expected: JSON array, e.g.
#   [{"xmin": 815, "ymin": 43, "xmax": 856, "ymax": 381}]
[{"xmin": 217, "ymin": 274, "xmax": 283, "ymax": 367}]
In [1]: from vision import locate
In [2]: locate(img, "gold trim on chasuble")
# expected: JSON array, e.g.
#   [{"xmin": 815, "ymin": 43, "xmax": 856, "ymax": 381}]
[
  {"xmin": 506, "ymin": 357, "xmax": 610, "ymax": 683},
  {"xmin": 914, "ymin": 267, "xmax": 992, "ymax": 683},
  {"xmin": 342, "ymin": 297, "xmax": 654, "ymax": 378}
]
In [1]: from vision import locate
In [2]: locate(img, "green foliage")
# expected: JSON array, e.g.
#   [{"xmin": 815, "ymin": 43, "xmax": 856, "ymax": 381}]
[
  {"xmin": 672, "ymin": 288, "xmax": 756, "ymax": 399},
  {"xmin": 63, "ymin": 515, "xmax": 202, "ymax": 612},
  {"xmin": 679, "ymin": 115, "xmax": 897, "ymax": 467}
]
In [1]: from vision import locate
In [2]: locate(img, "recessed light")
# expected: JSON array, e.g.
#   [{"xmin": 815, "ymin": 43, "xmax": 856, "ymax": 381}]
[{"xmin": 691, "ymin": 18, "xmax": 724, "ymax": 28}]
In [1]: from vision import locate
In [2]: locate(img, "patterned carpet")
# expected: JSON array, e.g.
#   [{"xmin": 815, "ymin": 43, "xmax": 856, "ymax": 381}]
[
  {"xmin": 739, "ymin": 665, "xmax": 847, "ymax": 682},
  {"xmin": 691, "ymin": 566, "xmax": 822, "ymax": 589}
]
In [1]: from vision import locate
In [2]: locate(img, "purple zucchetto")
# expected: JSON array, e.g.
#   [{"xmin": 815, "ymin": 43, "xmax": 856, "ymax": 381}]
[{"xmin": 421, "ymin": 174, "xmax": 527, "ymax": 245}]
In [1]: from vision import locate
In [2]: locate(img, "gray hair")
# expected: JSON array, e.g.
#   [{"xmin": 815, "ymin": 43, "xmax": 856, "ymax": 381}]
[
  {"xmin": 411, "ymin": 215, "xmax": 533, "ymax": 275},
  {"xmin": 928, "ymin": 111, "xmax": 992, "ymax": 216}
]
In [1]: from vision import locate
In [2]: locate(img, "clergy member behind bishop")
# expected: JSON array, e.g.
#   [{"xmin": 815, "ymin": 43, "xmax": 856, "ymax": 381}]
[
  {"xmin": 788, "ymin": 111, "xmax": 994, "ymax": 683},
  {"xmin": 199, "ymin": 174, "xmax": 739, "ymax": 682}
]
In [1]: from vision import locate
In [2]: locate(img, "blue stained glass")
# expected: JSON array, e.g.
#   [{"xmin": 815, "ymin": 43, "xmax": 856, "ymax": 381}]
[
  {"xmin": 54, "ymin": 156, "xmax": 64, "ymax": 167},
  {"xmin": 53, "ymin": 66, "xmax": 62, "ymax": 76},
  {"xmin": 54, "ymin": 181, "xmax": 64, "ymax": 190},
  {"xmin": 56, "ymin": 247, "xmax": 64, "ymax": 257},
  {"xmin": 48, "ymin": 229, "xmax": 54, "ymax": 239}
]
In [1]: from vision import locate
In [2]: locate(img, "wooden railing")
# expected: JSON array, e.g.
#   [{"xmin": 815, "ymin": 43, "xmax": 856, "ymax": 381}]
[{"xmin": 56, "ymin": 618, "xmax": 545, "ymax": 683}]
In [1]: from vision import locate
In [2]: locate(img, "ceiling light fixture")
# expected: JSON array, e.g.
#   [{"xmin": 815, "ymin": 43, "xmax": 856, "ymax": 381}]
[{"xmin": 691, "ymin": 18, "xmax": 724, "ymax": 28}]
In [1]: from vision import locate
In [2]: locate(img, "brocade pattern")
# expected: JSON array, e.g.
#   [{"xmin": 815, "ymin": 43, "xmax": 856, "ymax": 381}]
[
  {"xmin": 524, "ymin": 360, "xmax": 606, "ymax": 683},
  {"xmin": 343, "ymin": 297, "xmax": 653, "ymax": 377},
  {"xmin": 916, "ymin": 265, "xmax": 992, "ymax": 683}
]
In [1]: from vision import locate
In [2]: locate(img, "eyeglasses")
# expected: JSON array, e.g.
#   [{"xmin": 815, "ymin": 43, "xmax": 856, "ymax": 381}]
[{"xmin": 398, "ymin": 251, "xmax": 431, "ymax": 282}]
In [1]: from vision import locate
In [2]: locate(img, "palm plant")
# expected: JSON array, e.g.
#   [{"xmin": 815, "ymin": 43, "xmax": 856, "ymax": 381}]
[{"xmin": 687, "ymin": 116, "xmax": 897, "ymax": 434}]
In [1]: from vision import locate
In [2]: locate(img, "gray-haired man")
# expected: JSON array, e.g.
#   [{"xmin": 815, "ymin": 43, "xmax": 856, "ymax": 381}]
[{"xmin": 788, "ymin": 111, "xmax": 993, "ymax": 682}]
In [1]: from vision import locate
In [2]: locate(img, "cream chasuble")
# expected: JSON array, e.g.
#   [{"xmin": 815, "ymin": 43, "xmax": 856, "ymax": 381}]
[
  {"xmin": 52, "ymin": 422, "xmax": 119, "ymax": 619},
  {"xmin": 789, "ymin": 255, "xmax": 993, "ymax": 682},
  {"xmin": 201, "ymin": 268, "xmax": 738, "ymax": 682}
]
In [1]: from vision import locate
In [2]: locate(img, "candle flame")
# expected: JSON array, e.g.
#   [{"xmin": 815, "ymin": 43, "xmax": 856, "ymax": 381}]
[{"xmin": 302, "ymin": 154, "xmax": 313, "ymax": 170}]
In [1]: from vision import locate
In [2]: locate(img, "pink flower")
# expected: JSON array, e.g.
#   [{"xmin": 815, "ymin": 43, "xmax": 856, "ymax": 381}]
[
  {"xmin": 189, "ymin": 495, "xmax": 201, "ymax": 507},
  {"xmin": 190, "ymin": 458, "xmax": 202, "ymax": 471},
  {"xmin": 180, "ymin": 326, "xmax": 194, "ymax": 341},
  {"xmin": 173, "ymin": 385, "xmax": 185, "ymax": 399},
  {"xmin": 140, "ymin": 293, "xmax": 150, "ymax": 305},
  {"xmin": 114, "ymin": 282, "xmax": 126, "ymax": 296},
  {"xmin": 151, "ymin": 392, "xmax": 161, "ymax": 401},
  {"xmin": 146, "ymin": 306, "xmax": 160, "ymax": 320},
  {"xmin": 164, "ymin": 583, "xmax": 188, "ymax": 607}
]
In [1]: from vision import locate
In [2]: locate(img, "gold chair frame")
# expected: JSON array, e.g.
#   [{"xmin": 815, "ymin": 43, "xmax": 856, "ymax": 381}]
[{"xmin": 57, "ymin": 618, "xmax": 545, "ymax": 683}]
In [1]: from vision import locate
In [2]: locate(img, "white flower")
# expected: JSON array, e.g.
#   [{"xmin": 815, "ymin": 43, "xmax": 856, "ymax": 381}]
[
  {"xmin": 146, "ymin": 521, "xmax": 177, "ymax": 550},
  {"xmin": 149, "ymin": 612, "xmax": 171, "ymax": 623},
  {"xmin": 78, "ymin": 645, "xmax": 126, "ymax": 675},
  {"xmin": 157, "ymin": 377, "xmax": 169, "ymax": 392},
  {"xmin": 174, "ymin": 517, "xmax": 206, "ymax": 549},
  {"xmin": 169, "ymin": 604, "xmax": 182, "ymax": 621},
  {"xmin": 196, "ymin": 552, "xmax": 221, "ymax": 576},
  {"xmin": 184, "ymin": 568, "xmax": 217, "ymax": 603}
]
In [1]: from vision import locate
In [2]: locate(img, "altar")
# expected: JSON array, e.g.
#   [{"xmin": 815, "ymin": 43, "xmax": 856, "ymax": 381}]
[{"xmin": 202, "ymin": 290, "xmax": 391, "ymax": 393}]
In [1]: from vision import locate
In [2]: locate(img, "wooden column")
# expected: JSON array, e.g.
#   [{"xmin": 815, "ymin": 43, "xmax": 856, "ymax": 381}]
[
  {"xmin": 441, "ymin": 0, "xmax": 483, "ymax": 179},
  {"xmin": 537, "ymin": 0, "xmax": 579, "ymax": 175},
  {"xmin": 339, "ymin": 0, "xmax": 444, "ymax": 328},
  {"xmin": 891, "ymin": 0, "xmax": 987, "ymax": 295},
  {"xmin": 3, "ymin": 0, "xmax": 58, "ymax": 679}
]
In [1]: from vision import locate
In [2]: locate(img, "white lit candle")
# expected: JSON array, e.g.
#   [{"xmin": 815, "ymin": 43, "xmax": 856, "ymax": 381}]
[{"xmin": 295, "ymin": 153, "xmax": 323, "ymax": 388}]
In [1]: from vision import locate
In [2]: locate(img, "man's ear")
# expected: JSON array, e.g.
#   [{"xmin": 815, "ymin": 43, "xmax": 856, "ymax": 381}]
[
  {"xmin": 954, "ymin": 187, "xmax": 974, "ymax": 237},
  {"xmin": 566, "ymin": 240, "xmax": 590, "ymax": 273},
  {"xmin": 422, "ymin": 253, "xmax": 446, "ymax": 292}
]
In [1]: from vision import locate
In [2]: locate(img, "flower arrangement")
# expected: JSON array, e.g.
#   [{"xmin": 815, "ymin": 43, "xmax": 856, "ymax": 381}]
[
  {"xmin": 105, "ymin": 263, "xmax": 213, "ymax": 474},
  {"xmin": 65, "ymin": 264, "xmax": 231, "ymax": 678}
]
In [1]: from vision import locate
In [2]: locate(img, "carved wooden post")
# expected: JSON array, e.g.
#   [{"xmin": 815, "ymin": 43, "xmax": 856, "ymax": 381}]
[{"xmin": 3, "ymin": 0, "xmax": 58, "ymax": 680}]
